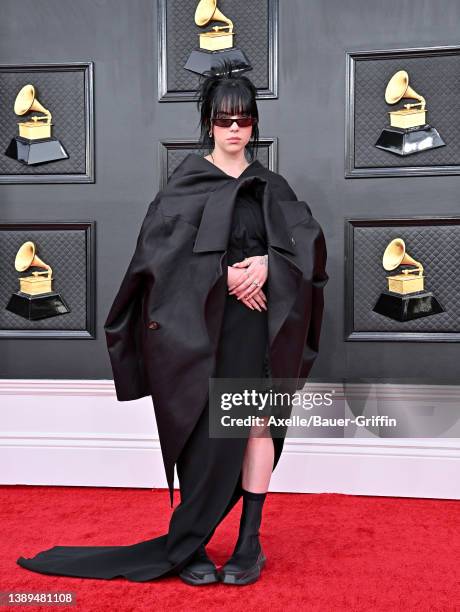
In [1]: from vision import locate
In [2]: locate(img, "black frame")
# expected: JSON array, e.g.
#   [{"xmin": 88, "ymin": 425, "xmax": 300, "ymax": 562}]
[
  {"xmin": 157, "ymin": 137, "xmax": 278, "ymax": 188},
  {"xmin": 157, "ymin": 0, "xmax": 279, "ymax": 101},
  {"xmin": 344, "ymin": 215, "xmax": 460, "ymax": 342},
  {"xmin": 0, "ymin": 62, "xmax": 95, "ymax": 184},
  {"xmin": 0, "ymin": 221, "xmax": 96, "ymax": 338},
  {"xmin": 345, "ymin": 45, "xmax": 460, "ymax": 178}
]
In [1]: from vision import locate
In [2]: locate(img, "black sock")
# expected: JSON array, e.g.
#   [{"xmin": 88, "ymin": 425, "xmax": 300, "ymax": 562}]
[
  {"xmin": 242, "ymin": 488, "xmax": 267, "ymax": 501},
  {"xmin": 227, "ymin": 489, "xmax": 267, "ymax": 568}
]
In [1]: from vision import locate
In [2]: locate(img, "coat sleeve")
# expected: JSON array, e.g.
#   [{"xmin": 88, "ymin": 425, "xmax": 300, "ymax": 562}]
[
  {"xmin": 297, "ymin": 219, "xmax": 329, "ymax": 386},
  {"xmin": 274, "ymin": 173, "xmax": 328, "ymax": 383},
  {"xmin": 276, "ymin": 174, "xmax": 299, "ymax": 202},
  {"xmin": 104, "ymin": 195, "xmax": 165, "ymax": 401}
]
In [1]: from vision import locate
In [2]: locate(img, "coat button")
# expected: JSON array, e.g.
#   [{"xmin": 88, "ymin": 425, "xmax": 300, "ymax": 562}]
[
  {"xmin": 291, "ymin": 236, "xmax": 296, "ymax": 245},
  {"xmin": 148, "ymin": 320, "xmax": 160, "ymax": 329}
]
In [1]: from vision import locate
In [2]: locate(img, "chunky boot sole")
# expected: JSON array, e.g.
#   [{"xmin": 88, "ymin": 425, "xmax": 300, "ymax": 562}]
[
  {"xmin": 178, "ymin": 544, "xmax": 219, "ymax": 586},
  {"xmin": 218, "ymin": 550, "xmax": 266, "ymax": 586},
  {"xmin": 179, "ymin": 566, "xmax": 219, "ymax": 586}
]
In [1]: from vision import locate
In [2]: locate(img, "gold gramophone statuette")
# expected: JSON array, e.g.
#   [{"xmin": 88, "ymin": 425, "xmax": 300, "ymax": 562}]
[
  {"xmin": 184, "ymin": 0, "xmax": 251, "ymax": 76},
  {"xmin": 15, "ymin": 240, "xmax": 53, "ymax": 295},
  {"xmin": 195, "ymin": 0, "xmax": 234, "ymax": 51},
  {"xmin": 382, "ymin": 237, "xmax": 424, "ymax": 295},
  {"xmin": 14, "ymin": 84, "xmax": 53, "ymax": 140},
  {"xmin": 5, "ymin": 240, "xmax": 70, "ymax": 320},
  {"xmin": 385, "ymin": 70, "xmax": 426, "ymax": 129},
  {"xmin": 372, "ymin": 237, "xmax": 444, "ymax": 322},
  {"xmin": 4, "ymin": 83, "xmax": 69, "ymax": 165},
  {"xmin": 374, "ymin": 70, "xmax": 445, "ymax": 156}
]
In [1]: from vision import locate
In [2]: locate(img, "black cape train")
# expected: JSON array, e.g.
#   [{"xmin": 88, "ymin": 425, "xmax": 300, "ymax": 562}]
[{"xmin": 103, "ymin": 152, "xmax": 329, "ymax": 508}]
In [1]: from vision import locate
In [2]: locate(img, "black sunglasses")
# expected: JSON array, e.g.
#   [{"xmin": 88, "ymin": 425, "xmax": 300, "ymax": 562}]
[{"xmin": 212, "ymin": 115, "xmax": 257, "ymax": 128}]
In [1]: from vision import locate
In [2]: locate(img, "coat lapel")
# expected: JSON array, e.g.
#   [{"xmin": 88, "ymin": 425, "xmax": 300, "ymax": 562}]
[{"xmin": 192, "ymin": 176, "xmax": 304, "ymax": 349}]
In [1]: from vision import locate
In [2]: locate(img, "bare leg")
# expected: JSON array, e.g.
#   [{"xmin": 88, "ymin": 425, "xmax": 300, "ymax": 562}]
[{"xmin": 241, "ymin": 416, "xmax": 274, "ymax": 493}]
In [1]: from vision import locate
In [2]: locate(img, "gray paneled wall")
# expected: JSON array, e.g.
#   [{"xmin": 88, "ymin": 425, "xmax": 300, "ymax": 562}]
[{"xmin": 1, "ymin": 0, "xmax": 459, "ymax": 383}]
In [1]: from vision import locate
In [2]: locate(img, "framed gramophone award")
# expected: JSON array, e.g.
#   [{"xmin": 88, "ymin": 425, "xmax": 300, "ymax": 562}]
[
  {"xmin": 345, "ymin": 45, "xmax": 460, "ymax": 178},
  {"xmin": 158, "ymin": 0, "xmax": 278, "ymax": 101},
  {"xmin": 344, "ymin": 216, "xmax": 460, "ymax": 342},
  {"xmin": 0, "ymin": 62, "xmax": 94, "ymax": 183},
  {"xmin": 0, "ymin": 221, "xmax": 96, "ymax": 338}
]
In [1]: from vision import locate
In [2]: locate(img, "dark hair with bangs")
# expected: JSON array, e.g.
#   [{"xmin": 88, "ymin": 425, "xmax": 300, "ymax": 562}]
[{"xmin": 195, "ymin": 59, "xmax": 260, "ymax": 161}]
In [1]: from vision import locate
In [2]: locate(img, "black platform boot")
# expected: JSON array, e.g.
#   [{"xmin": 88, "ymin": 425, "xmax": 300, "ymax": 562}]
[
  {"xmin": 217, "ymin": 489, "xmax": 267, "ymax": 585},
  {"xmin": 178, "ymin": 542, "xmax": 219, "ymax": 585}
]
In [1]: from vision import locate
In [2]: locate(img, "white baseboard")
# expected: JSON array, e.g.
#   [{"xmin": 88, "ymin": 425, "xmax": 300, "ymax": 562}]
[{"xmin": 1, "ymin": 380, "xmax": 459, "ymax": 500}]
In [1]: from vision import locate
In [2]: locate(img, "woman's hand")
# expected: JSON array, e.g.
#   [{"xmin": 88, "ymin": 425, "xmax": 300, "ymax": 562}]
[
  {"xmin": 227, "ymin": 254, "xmax": 268, "ymax": 311},
  {"xmin": 228, "ymin": 265, "xmax": 267, "ymax": 311}
]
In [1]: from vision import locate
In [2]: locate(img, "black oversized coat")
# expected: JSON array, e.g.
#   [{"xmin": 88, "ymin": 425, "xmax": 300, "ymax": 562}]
[{"xmin": 104, "ymin": 153, "xmax": 328, "ymax": 506}]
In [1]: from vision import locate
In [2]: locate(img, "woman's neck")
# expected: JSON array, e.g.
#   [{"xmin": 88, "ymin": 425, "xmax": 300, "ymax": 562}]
[{"xmin": 204, "ymin": 150, "xmax": 249, "ymax": 178}]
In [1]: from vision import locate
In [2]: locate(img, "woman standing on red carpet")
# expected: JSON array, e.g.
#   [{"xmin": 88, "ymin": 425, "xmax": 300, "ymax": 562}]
[{"xmin": 17, "ymin": 59, "xmax": 328, "ymax": 586}]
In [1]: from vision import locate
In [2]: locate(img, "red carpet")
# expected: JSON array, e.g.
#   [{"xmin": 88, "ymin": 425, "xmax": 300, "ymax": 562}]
[{"xmin": 2, "ymin": 485, "xmax": 458, "ymax": 611}]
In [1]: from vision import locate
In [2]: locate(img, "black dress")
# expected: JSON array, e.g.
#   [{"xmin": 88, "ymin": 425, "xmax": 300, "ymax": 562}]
[{"xmin": 17, "ymin": 183, "xmax": 271, "ymax": 582}]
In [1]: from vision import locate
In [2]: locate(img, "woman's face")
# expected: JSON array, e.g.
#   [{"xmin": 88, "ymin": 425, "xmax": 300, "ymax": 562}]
[{"xmin": 210, "ymin": 109, "xmax": 254, "ymax": 155}]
